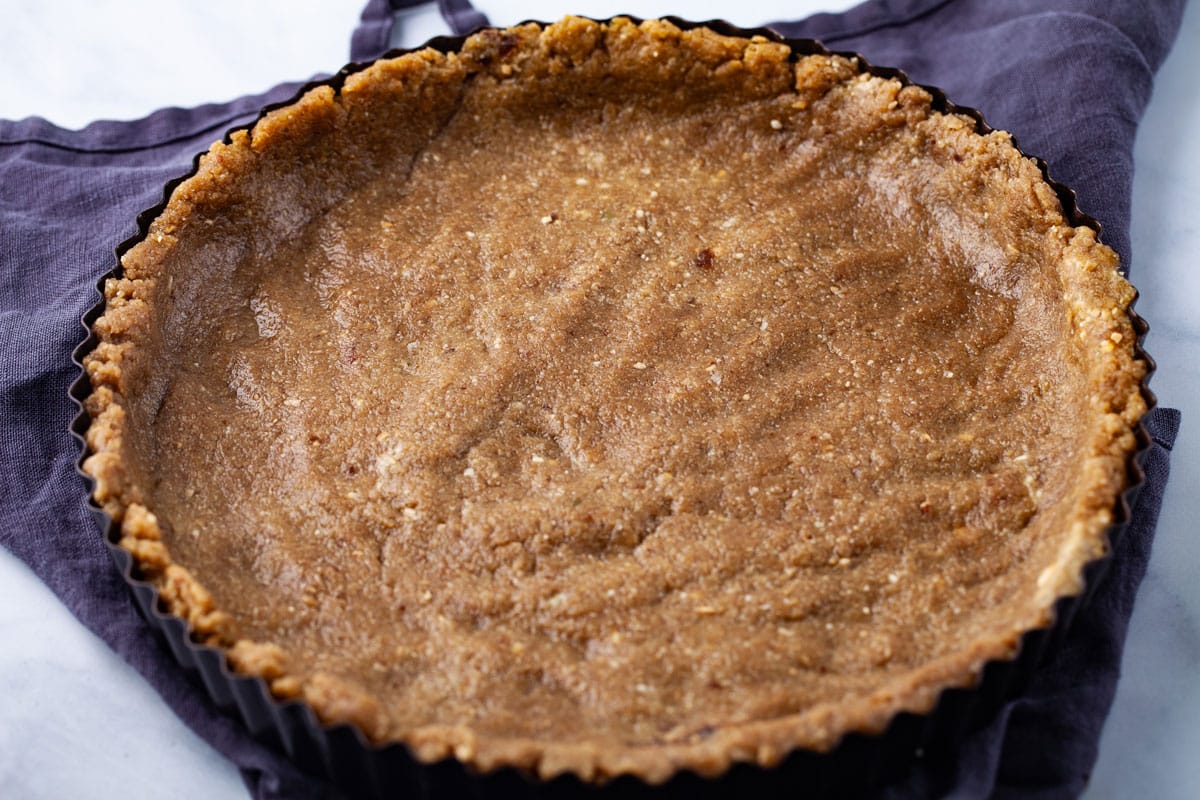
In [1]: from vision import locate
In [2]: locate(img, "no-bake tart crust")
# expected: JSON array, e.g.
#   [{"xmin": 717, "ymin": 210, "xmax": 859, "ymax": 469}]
[{"xmin": 82, "ymin": 17, "xmax": 1146, "ymax": 785}]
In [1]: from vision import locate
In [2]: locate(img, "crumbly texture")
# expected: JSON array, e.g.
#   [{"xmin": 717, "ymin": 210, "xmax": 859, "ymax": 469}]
[{"xmin": 83, "ymin": 17, "xmax": 1146, "ymax": 784}]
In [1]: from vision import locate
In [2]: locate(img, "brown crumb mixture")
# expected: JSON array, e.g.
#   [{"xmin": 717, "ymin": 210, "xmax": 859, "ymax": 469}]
[{"xmin": 84, "ymin": 17, "xmax": 1145, "ymax": 783}]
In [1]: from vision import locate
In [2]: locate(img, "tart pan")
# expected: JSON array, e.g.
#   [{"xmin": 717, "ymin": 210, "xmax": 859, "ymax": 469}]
[{"xmin": 69, "ymin": 16, "xmax": 1156, "ymax": 799}]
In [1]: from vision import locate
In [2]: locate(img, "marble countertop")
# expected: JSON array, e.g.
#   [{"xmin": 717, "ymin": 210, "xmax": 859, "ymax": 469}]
[{"xmin": 1, "ymin": 1, "xmax": 1195, "ymax": 797}]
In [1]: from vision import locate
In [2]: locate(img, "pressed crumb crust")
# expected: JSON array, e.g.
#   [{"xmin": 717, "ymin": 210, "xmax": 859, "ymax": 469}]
[{"xmin": 82, "ymin": 17, "xmax": 1146, "ymax": 784}]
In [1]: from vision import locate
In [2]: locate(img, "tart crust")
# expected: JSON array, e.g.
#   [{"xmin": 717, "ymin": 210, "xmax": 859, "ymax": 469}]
[{"xmin": 82, "ymin": 17, "xmax": 1146, "ymax": 784}]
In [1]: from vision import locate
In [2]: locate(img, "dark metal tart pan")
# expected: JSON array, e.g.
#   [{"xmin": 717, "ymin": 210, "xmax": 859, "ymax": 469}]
[{"xmin": 69, "ymin": 16, "xmax": 1156, "ymax": 799}]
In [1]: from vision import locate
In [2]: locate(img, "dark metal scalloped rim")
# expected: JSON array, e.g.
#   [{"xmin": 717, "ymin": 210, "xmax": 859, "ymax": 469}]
[{"xmin": 68, "ymin": 16, "xmax": 1157, "ymax": 799}]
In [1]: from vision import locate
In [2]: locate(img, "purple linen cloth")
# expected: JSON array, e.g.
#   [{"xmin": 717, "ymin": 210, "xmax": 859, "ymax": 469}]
[{"xmin": 0, "ymin": 1, "xmax": 1183, "ymax": 798}]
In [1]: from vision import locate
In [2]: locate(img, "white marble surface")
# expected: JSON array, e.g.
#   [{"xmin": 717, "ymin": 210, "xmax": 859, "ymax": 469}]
[{"xmin": 0, "ymin": 1, "xmax": 1195, "ymax": 797}]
